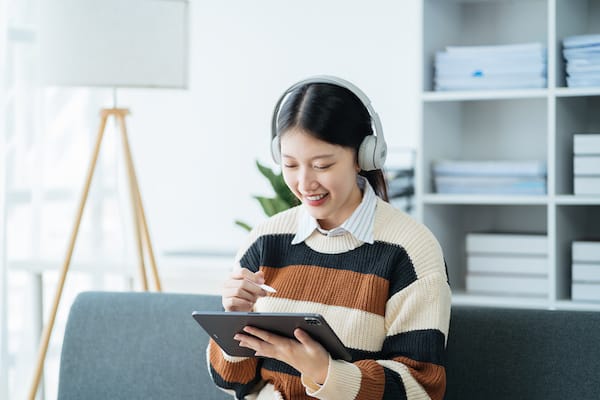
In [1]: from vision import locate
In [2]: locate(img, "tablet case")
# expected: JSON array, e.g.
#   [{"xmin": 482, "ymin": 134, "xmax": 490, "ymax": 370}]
[{"xmin": 192, "ymin": 311, "xmax": 352, "ymax": 362}]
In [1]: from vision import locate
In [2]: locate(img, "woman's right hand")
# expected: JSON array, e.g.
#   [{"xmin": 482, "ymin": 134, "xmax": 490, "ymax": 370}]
[{"xmin": 222, "ymin": 268, "xmax": 267, "ymax": 312}]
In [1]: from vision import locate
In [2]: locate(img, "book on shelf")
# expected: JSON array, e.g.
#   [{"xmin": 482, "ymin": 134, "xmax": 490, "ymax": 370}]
[
  {"xmin": 572, "ymin": 241, "xmax": 600, "ymax": 263},
  {"xmin": 572, "ymin": 282, "xmax": 600, "ymax": 302},
  {"xmin": 574, "ymin": 176, "xmax": 600, "ymax": 195},
  {"xmin": 433, "ymin": 160, "xmax": 547, "ymax": 177},
  {"xmin": 445, "ymin": 42, "xmax": 545, "ymax": 55},
  {"xmin": 572, "ymin": 263, "xmax": 600, "ymax": 283},
  {"xmin": 573, "ymin": 134, "xmax": 600, "ymax": 155},
  {"xmin": 563, "ymin": 34, "xmax": 600, "ymax": 49},
  {"xmin": 467, "ymin": 255, "xmax": 547, "ymax": 275},
  {"xmin": 466, "ymin": 273, "xmax": 548, "ymax": 297},
  {"xmin": 435, "ymin": 42, "xmax": 546, "ymax": 91},
  {"xmin": 574, "ymin": 155, "xmax": 600, "ymax": 175},
  {"xmin": 435, "ymin": 175, "xmax": 546, "ymax": 195},
  {"xmin": 563, "ymin": 35, "xmax": 600, "ymax": 88},
  {"xmin": 466, "ymin": 233, "xmax": 548, "ymax": 256}
]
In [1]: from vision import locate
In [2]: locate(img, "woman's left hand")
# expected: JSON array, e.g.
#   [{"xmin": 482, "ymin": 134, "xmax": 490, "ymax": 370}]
[{"xmin": 234, "ymin": 326, "xmax": 330, "ymax": 385}]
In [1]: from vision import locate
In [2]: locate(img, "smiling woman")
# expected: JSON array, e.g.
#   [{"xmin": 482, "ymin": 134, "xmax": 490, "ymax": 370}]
[{"xmin": 207, "ymin": 77, "xmax": 451, "ymax": 400}]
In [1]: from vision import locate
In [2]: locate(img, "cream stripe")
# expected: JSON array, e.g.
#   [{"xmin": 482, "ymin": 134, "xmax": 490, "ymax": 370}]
[
  {"xmin": 305, "ymin": 358, "xmax": 362, "ymax": 399},
  {"xmin": 256, "ymin": 296, "xmax": 385, "ymax": 351},
  {"xmin": 235, "ymin": 206, "xmax": 301, "ymax": 261},
  {"xmin": 377, "ymin": 360, "xmax": 430, "ymax": 400},
  {"xmin": 385, "ymin": 273, "xmax": 451, "ymax": 338},
  {"xmin": 205, "ymin": 343, "xmax": 237, "ymax": 397},
  {"xmin": 374, "ymin": 200, "xmax": 446, "ymax": 279}
]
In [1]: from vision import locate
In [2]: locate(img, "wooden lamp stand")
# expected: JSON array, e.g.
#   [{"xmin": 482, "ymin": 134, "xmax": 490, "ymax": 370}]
[{"xmin": 28, "ymin": 108, "xmax": 162, "ymax": 400}]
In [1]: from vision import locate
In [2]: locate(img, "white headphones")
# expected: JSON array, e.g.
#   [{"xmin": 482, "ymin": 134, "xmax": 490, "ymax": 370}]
[{"xmin": 270, "ymin": 75, "xmax": 387, "ymax": 171}]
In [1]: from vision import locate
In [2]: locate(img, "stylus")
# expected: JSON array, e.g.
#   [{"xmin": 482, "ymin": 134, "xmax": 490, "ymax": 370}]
[
  {"xmin": 259, "ymin": 283, "xmax": 277, "ymax": 293},
  {"xmin": 247, "ymin": 280, "xmax": 277, "ymax": 293}
]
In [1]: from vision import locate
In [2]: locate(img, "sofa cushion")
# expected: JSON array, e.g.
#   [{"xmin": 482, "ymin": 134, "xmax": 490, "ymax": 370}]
[
  {"xmin": 57, "ymin": 291, "xmax": 230, "ymax": 400},
  {"xmin": 445, "ymin": 306, "xmax": 600, "ymax": 400}
]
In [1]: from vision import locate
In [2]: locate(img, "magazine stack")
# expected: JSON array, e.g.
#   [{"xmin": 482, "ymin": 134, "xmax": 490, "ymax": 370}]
[
  {"xmin": 434, "ymin": 42, "xmax": 547, "ymax": 91},
  {"xmin": 465, "ymin": 233, "xmax": 548, "ymax": 297},
  {"xmin": 432, "ymin": 160, "xmax": 547, "ymax": 195},
  {"xmin": 563, "ymin": 34, "xmax": 600, "ymax": 88},
  {"xmin": 573, "ymin": 133, "xmax": 600, "ymax": 195},
  {"xmin": 572, "ymin": 241, "xmax": 600, "ymax": 302}
]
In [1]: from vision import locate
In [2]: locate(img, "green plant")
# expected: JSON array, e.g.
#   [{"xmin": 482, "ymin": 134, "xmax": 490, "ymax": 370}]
[{"xmin": 235, "ymin": 160, "xmax": 300, "ymax": 231}]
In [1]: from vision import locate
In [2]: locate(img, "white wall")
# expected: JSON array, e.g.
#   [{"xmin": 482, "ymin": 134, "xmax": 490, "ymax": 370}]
[{"xmin": 119, "ymin": 0, "xmax": 420, "ymax": 255}]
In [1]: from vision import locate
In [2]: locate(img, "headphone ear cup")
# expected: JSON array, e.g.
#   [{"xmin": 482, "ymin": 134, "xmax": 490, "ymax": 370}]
[
  {"xmin": 358, "ymin": 135, "xmax": 387, "ymax": 171},
  {"xmin": 358, "ymin": 135, "xmax": 378, "ymax": 171},
  {"xmin": 271, "ymin": 135, "xmax": 281, "ymax": 164}
]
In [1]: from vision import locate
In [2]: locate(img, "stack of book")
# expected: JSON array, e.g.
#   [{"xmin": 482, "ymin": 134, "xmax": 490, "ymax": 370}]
[
  {"xmin": 465, "ymin": 233, "xmax": 548, "ymax": 297},
  {"xmin": 572, "ymin": 241, "xmax": 600, "ymax": 302},
  {"xmin": 573, "ymin": 133, "xmax": 600, "ymax": 195},
  {"xmin": 432, "ymin": 160, "xmax": 547, "ymax": 195},
  {"xmin": 434, "ymin": 42, "xmax": 547, "ymax": 91},
  {"xmin": 563, "ymin": 34, "xmax": 600, "ymax": 88}
]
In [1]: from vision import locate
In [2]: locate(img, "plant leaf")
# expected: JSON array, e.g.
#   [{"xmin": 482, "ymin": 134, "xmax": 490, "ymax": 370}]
[
  {"xmin": 234, "ymin": 220, "xmax": 252, "ymax": 231},
  {"xmin": 254, "ymin": 196, "xmax": 290, "ymax": 217},
  {"xmin": 256, "ymin": 160, "xmax": 299, "ymax": 207}
]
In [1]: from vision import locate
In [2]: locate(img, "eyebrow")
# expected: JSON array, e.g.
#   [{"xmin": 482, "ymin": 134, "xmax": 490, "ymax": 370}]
[{"xmin": 281, "ymin": 153, "xmax": 336, "ymax": 160}]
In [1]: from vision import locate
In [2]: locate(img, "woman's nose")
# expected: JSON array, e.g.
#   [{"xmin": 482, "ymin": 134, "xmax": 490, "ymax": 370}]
[{"xmin": 298, "ymin": 168, "xmax": 318, "ymax": 191}]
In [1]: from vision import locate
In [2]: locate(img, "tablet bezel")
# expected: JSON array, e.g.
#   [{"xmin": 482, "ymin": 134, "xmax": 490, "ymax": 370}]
[{"xmin": 192, "ymin": 311, "xmax": 352, "ymax": 362}]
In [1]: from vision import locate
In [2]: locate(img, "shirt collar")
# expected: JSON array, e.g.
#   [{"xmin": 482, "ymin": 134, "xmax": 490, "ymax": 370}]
[{"xmin": 292, "ymin": 175, "xmax": 377, "ymax": 245}]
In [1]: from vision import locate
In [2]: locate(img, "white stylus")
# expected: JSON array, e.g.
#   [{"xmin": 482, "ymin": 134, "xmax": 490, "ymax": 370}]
[{"xmin": 247, "ymin": 280, "xmax": 277, "ymax": 293}]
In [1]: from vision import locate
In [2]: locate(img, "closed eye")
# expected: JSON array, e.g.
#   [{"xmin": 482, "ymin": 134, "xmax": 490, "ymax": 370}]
[{"xmin": 314, "ymin": 164, "xmax": 333, "ymax": 170}]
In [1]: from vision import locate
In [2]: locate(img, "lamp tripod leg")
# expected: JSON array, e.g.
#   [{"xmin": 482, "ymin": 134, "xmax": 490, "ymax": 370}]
[
  {"xmin": 116, "ymin": 112, "xmax": 148, "ymax": 291},
  {"xmin": 27, "ymin": 112, "xmax": 110, "ymax": 400}
]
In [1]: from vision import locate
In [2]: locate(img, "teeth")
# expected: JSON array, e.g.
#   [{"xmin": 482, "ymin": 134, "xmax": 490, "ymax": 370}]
[{"xmin": 306, "ymin": 194, "xmax": 326, "ymax": 201}]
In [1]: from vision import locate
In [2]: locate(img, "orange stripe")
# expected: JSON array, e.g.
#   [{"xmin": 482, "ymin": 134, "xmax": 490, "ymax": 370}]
[
  {"xmin": 260, "ymin": 369, "xmax": 312, "ymax": 399},
  {"xmin": 354, "ymin": 359, "xmax": 385, "ymax": 399},
  {"xmin": 208, "ymin": 339, "xmax": 258, "ymax": 384},
  {"xmin": 262, "ymin": 265, "xmax": 389, "ymax": 315},
  {"xmin": 396, "ymin": 356, "xmax": 446, "ymax": 400}
]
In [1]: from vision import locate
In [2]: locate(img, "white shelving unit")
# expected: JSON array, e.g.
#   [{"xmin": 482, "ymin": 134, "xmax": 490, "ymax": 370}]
[{"xmin": 418, "ymin": 0, "xmax": 600, "ymax": 310}]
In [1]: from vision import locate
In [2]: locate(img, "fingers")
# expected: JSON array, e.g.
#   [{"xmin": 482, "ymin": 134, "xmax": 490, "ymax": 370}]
[{"xmin": 222, "ymin": 269, "xmax": 267, "ymax": 312}]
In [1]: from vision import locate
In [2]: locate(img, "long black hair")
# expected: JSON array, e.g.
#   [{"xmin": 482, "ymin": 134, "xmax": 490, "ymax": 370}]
[{"xmin": 276, "ymin": 82, "xmax": 389, "ymax": 201}]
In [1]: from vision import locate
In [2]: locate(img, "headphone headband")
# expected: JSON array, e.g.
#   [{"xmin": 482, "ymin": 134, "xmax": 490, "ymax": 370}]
[{"xmin": 270, "ymin": 75, "xmax": 387, "ymax": 170}]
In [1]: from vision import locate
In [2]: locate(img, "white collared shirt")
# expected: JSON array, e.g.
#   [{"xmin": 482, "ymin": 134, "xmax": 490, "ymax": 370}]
[{"xmin": 291, "ymin": 175, "xmax": 377, "ymax": 245}]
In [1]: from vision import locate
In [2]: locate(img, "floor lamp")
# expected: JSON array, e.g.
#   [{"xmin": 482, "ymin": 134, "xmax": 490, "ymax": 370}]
[{"xmin": 30, "ymin": 0, "xmax": 189, "ymax": 399}]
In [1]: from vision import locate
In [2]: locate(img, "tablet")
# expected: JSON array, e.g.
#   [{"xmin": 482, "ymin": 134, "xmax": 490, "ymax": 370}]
[{"xmin": 192, "ymin": 311, "xmax": 352, "ymax": 361}]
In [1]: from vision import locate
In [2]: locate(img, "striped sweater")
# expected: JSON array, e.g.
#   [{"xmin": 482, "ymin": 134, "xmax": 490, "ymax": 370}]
[{"xmin": 208, "ymin": 199, "xmax": 451, "ymax": 400}]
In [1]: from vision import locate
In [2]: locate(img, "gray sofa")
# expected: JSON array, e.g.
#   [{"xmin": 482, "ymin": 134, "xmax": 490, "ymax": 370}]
[{"xmin": 57, "ymin": 291, "xmax": 600, "ymax": 399}]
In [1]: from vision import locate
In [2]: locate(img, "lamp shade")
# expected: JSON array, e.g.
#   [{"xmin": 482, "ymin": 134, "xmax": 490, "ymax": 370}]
[{"xmin": 40, "ymin": 0, "xmax": 189, "ymax": 88}]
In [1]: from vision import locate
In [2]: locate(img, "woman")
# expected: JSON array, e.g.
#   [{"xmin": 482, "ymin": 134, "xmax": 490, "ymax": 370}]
[{"xmin": 208, "ymin": 76, "xmax": 451, "ymax": 400}]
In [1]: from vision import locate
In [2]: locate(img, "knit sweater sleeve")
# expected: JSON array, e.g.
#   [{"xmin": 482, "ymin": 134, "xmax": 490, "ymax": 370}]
[
  {"xmin": 303, "ymin": 203, "xmax": 452, "ymax": 400},
  {"xmin": 207, "ymin": 338, "xmax": 263, "ymax": 399},
  {"xmin": 303, "ymin": 273, "xmax": 451, "ymax": 400}
]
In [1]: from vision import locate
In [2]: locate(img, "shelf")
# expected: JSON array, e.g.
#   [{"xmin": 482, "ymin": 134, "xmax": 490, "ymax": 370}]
[
  {"xmin": 422, "ymin": 89, "xmax": 548, "ymax": 102},
  {"xmin": 420, "ymin": 0, "xmax": 600, "ymax": 311},
  {"xmin": 555, "ymin": 87, "xmax": 600, "ymax": 98},
  {"xmin": 555, "ymin": 195, "xmax": 600, "ymax": 205},
  {"xmin": 553, "ymin": 300, "xmax": 600, "ymax": 312},
  {"xmin": 451, "ymin": 293, "xmax": 550, "ymax": 310},
  {"xmin": 422, "ymin": 194, "xmax": 548, "ymax": 205}
]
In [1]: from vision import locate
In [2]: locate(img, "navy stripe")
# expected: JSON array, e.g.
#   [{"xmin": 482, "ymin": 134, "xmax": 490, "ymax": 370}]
[
  {"xmin": 382, "ymin": 329, "xmax": 446, "ymax": 366},
  {"xmin": 209, "ymin": 364, "xmax": 262, "ymax": 399},
  {"xmin": 261, "ymin": 357, "xmax": 301, "ymax": 376},
  {"xmin": 239, "ymin": 234, "xmax": 418, "ymax": 296},
  {"xmin": 382, "ymin": 367, "xmax": 408, "ymax": 400}
]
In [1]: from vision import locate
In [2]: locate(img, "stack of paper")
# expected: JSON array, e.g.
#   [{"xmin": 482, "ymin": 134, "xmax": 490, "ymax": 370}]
[
  {"xmin": 465, "ymin": 233, "xmax": 548, "ymax": 297},
  {"xmin": 434, "ymin": 42, "xmax": 547, "ymax": 91},
  {"xmin": 432, "ymin": 160, "xmax": 547, "ymax": 195},
  {"xmin": 573, "ymin": 133, "xmax": 600, "ymax": 195},
  {"xmin": 572, "ymin": 241, "xmax": 600, "ymax": 302},
  {"xmin": 563, "ymin": 34, "xmax": 600, "ymax": 88}
]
